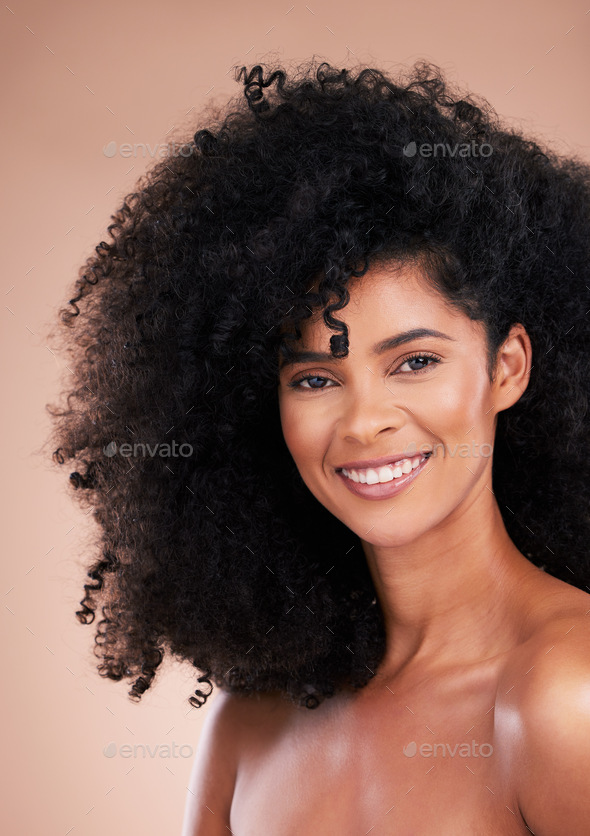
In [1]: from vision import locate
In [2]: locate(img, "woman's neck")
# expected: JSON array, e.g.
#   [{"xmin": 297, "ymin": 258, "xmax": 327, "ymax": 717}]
[{"xmin": 361, "ymin": 487, "xmax": 543, "ymax": 676}]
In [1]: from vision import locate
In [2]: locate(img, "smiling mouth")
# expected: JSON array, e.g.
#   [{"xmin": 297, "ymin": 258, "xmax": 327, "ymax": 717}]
[
  {"xmin": 338, "ymin": 452, "xmax": 432, "ymax": 485},
  {"xmin": 335, "ymin": 453, "xmax": 433, "ymax": 501}
]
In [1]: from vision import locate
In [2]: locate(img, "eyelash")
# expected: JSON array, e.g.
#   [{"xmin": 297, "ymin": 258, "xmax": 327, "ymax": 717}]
[{"xmin": 287, "ymin": 352, "xmax": 442, "ymax": 390}]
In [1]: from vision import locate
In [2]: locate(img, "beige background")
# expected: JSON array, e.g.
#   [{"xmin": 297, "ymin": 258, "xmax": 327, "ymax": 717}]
[{"xmin": 1, "ymin": 0, "xmax": 589, "ymax": 833}]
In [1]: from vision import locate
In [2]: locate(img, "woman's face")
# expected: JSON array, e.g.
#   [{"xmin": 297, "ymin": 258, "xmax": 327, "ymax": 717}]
[{"xmin": 277, "ymin": 261, "xmax": 506, "ymax": 548}]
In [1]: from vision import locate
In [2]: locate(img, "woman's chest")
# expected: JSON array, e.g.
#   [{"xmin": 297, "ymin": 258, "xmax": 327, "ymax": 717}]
[{"xmin": 229, "ymin": 674, "xmax": 529, "ymax": 835}]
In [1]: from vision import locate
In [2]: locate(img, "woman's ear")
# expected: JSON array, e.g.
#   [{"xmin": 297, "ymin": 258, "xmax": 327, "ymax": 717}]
[{"xmin": 491, "ymin": 323, "xmax": 532, "ymax": 412}]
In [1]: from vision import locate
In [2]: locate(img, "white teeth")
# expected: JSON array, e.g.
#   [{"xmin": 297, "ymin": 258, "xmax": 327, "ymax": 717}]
[
  {"xmin": 342, "ymin": 455, "xmax": 425, "ymax": 485},
  {"xmin": 366, "ymin": 468, "xmax": 380, "ymax": 485}
]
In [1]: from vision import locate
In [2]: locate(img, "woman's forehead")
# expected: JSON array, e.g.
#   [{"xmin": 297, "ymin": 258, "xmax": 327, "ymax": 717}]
[{"xmin": 291, "ymin": 262, "xmax": 471, "ymax": 345}]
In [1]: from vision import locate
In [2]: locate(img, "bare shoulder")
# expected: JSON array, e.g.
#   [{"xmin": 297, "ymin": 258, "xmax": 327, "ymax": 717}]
[
  {"xmin": 181, "ymin": 688, "xmax": 292, "ymax": 836},
  {"xmin": 497, "ymin": 580, "xmax": 590, "ymax": 835}
]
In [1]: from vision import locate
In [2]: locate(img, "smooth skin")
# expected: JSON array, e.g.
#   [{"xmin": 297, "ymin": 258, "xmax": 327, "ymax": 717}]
[{"xmin": 182, "ymin": 261, "xmax": 590, "ymax": 835}]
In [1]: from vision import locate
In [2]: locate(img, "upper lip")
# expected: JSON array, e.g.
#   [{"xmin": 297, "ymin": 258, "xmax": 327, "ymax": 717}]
[{"xmin": 335, "ymin": 450, "xmax": 430, "ymax": 472}]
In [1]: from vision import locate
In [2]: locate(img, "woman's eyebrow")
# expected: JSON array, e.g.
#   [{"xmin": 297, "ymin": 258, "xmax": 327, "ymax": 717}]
[{"xmin": 279, "ymin": 328, "xmax": 455, "ymax": 369}]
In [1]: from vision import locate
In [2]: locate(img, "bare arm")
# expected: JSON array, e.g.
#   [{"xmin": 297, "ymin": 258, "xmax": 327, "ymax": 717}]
[{"xmin": 181, "ymin": 689, "xmax": 240, "ymax": 836}]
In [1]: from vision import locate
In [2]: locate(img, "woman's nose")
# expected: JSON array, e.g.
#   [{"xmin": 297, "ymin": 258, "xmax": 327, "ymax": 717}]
[{"xmin": 336, "ymin": 385, "xmax": 408, "ymax": 445}]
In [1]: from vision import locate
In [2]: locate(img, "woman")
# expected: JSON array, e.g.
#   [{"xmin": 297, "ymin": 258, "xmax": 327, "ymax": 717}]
[{"xmin": 50, "ymin": 60, "xmax": 590, "ymax": 833}]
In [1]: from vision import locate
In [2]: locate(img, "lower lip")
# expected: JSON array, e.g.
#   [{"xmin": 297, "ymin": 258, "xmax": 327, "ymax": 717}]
[{"xmin": 336, "ymin": 456, "xmax": 431, "ymax": 501}]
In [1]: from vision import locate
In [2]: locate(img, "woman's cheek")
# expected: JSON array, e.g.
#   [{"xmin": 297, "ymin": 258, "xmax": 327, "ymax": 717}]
[{"xmin": 279, "ymin": 398, "xmax": 317, "ymax": 464}]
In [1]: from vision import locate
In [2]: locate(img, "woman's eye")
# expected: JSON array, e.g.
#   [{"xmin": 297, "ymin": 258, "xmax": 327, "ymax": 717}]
[
  {"xmin": 396, "ymin": 354, "xmax": 441, "ymax": 373},
  {"xmin": 289, "ymin": 375, "xmax": 333, "ymax": 389}
]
